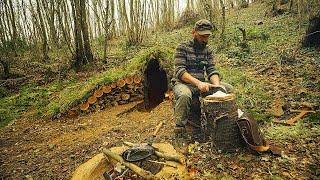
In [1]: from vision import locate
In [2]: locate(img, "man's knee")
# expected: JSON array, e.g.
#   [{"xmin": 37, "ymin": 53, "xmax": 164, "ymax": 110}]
[
  {"xmin": 177, "ymin": 93, "xmax": 192, "ymax": 102},
  {"xmin": 173, "ymin": 83, "xmax": 193, "ymax": 102},
  {"xmin": 221, "ymin": 82, "xmax": 234, "ymax": 93}
]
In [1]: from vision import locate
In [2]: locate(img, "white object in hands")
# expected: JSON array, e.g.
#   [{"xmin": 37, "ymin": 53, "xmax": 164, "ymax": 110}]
[{"xmin": 206, "ymin": 90, "xmax": 228, "ymax": 98}]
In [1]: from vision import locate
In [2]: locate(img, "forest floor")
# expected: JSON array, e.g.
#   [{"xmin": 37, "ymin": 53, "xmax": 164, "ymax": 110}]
[
  {"xmin": 1, "ymin": 2, "xmax": 320, "ymax": 179},
  {"xmin": 0, "ymin": 94, "xmax": 319, "ymax": 179}
]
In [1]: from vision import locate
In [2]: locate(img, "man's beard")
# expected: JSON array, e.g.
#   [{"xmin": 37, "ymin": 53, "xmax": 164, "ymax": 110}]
[{"xmin": 193, "ymin": 39, "xmax": 207, "ymax": 50}]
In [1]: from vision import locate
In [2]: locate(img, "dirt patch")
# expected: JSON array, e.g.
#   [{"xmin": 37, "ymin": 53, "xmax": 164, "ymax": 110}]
[{"xmin": 0, "ymin": 101, "xmax": 175, "ymax": 179}]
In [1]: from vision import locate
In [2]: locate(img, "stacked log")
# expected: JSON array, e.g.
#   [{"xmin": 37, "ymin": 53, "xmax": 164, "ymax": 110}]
[{"xmin": 67, "ymin": 75, "xmax": 144, "ymax": 117}]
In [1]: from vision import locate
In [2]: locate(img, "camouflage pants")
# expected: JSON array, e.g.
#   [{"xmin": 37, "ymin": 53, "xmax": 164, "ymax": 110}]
[{"xmin": 173, "ymin": 81, "xmax": 233, "ymax": 127}]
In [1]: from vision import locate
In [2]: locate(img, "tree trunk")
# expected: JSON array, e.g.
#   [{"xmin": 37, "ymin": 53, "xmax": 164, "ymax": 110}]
[
  {"xmin": 72, "ymin": 0, "xmax": 85, "ymax": 70},
  {"xmin": 220, "ymin": 0, "xmax": 226, "ymax": 41},
  {"xmin": 56, "ymin": 0, "xmax": 74, "ymax": 54},
  {"xmin": 0, "ymin": 59, "xmax": 10, "ymax": 79},
  {"xmin": 0, "ymin": 4, "xmax": 6, "ymax": 45},
  {"xmin": 45, "ymin": 0, "xmax": 59, "ymax": 47},
  {"xmin": 110, "ymin": 0, "xmax": 116, "ymax": 36},
  {"xmin": 28, "ymin": 0, "xmax": 41, "ymax": 45},
  {"xmin": 36, "ymin": 0, "xmax": 49, "ymax": 61},
  {"xmin": 71, "ymin": 0, "xmax": 93, "ymax": 70},
  {"xmin": 7, "ymin": 0, "xmax": 18, "ymax": 56},
  {"xmin": 80, "ymin": 0, "xmax": 93, "ymax": 62}
]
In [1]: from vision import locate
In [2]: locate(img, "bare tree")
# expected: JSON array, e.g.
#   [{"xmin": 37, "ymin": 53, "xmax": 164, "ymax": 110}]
[
  {"xmin": 35, "ymin": 0, "xmax": 50, "ymax": 61},
  {"xmin": 71, "ymin": 0, "xmax": 93, "ymax": 70},
  {"xmin": 220, "ymin": 0, "xmax": 226, "ymax": 41},
  {"xmin": 7, "ymin": 0, "xmax": 18, "ymax": 56}
]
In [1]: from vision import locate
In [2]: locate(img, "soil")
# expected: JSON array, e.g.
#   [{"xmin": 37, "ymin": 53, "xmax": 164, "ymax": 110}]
[
  {"xmin": 1, "ymin": 98, "xmax": 319, "ymax": 179},
  {"xmin": 0, "ymin": 101, "xmax": 176, "ymax": 179}
]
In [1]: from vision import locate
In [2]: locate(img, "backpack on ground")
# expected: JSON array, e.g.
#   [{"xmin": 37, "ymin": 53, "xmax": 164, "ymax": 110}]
[{"xmin": 236, "ymin": 113, "xmax": 281, "ymax": 155}]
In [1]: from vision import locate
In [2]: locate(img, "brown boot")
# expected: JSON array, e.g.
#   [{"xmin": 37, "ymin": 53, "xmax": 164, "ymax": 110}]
[
  {"xmin": 173, "ymin": 126, "xmax": 187, "ymax": 138},
  {"xmin": 174, "ymin": 125, "xmax": 186, "ymax": 135}
]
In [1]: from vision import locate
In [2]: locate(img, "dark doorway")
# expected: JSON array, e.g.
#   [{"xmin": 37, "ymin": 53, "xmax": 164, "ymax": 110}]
[
  {"xmin": 303, "ymin": 14, "xmax": 320, "ymax": 47},
  {"xmin": 143, "ymin": 58, "xmax": 168, "ymax": 110}
]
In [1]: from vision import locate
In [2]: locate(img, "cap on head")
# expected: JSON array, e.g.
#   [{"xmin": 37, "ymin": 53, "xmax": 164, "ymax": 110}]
[{"xmin": 194, "ymin": 19, "xmax": 213, "ymax": 35}]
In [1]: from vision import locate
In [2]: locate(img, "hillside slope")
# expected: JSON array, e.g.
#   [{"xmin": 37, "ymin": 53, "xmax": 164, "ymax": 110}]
[{"xmin": 0, "ymin": 2, "xmax": 319, "ymax": 179}]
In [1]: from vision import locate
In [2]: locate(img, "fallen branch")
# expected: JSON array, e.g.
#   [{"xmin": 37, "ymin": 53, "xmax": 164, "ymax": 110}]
[
  {"xmin": 154, "ymin": 151, "xmax": 185, "ymax": 165},
  {"xmin": 147, "ymin": 160, "xmax": 177, "ymax": 168},
  {"xmin": 102, "ymin": 148, "xmax": 156, "ymax": 179},
  {"xmin": 123, "ymin": 141, "xmax": 185, "ymax": 164},
  {"xmin": 273, "ymin": 110, "xmax": 315, "ymax": 125},
  {"xmin": 0, "ymin": 75, "xmax": 30, "ymax": 83}
]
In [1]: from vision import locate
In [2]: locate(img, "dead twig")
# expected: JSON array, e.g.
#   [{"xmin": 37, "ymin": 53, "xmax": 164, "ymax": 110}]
[
  {"xmin": 273, "ymin": 110, "xmax": 315, "ymax": 125},
  {"xmin": 147, "ymin": 160, "xmax": 177, "ymax": 168}
]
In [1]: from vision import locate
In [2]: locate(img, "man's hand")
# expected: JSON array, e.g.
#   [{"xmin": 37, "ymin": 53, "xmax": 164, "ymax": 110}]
[
  {"xmin": 197, "ymin": 82, "xmax": 214, "ymax": 93},
  {"xmin": 197, "ymin": 82, "xmax": 227, "ymax": 93}
]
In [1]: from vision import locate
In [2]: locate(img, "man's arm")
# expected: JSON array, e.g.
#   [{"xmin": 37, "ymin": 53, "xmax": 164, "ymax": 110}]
[
  {"xmin": 209, "ymin": 74, "xmax": 220, "ymax": 85},
  {"xmin": 206, "ymin": 49, "xmax": 220, "ymax": 85},
  {"xmin": 181, "ymin": 72, "xmax": 215, "ymax": 93}
]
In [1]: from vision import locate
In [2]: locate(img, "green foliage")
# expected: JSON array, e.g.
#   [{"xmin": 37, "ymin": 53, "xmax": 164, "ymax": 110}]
[
  {"xmin": 247, "ymin": 28, "xmax": 270, "ymax": 41},
  {"xmin": 240, "ymin": 0, "xmax": 249, "ymax": 8},
  {"xmin": 175, "ymin": 10, "xmax": 199, "ymax": 29},
  {"xmin": 0, "ymin": 39, "xmax": 29, "ymax": 55},
  {"xmin": 0, "ymin": 79, "xmax": 77, "ymax": 127},
  {"xmin": 304, "ymin": 111, "xmax": 320, "ymax": 123},
  {"xmin": 265, "ymin": 121, "xmax": 320, "ymax": 142},
  {"xmin": 219, "ymin": 65, "xmax": 271, "ymax": 121},
  {"xmin": 0, "ymin": 87, "xmax": 8, "ymax": 98}
]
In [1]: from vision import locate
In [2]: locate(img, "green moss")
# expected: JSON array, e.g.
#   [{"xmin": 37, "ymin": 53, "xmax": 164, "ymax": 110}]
[
  {"xmin": 44, "ymin": 46, "xmax": 174, "ymax": 118},
  {"xmin": 0, "ymin": 78, "xmax": 83, "ymax": 127},
  {"xmin": 265, "ymin": 121, "xmax": 320, "ymax": 142}
]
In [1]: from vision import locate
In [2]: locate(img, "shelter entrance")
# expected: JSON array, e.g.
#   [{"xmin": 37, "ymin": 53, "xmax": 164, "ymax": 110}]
[{"xmin": 143, "ymin": 57, "xmax": 168, "ymax": 110}]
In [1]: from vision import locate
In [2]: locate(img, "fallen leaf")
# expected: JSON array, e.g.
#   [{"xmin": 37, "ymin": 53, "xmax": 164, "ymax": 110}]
[
  {"xmin": 238, "ymin": 154, "xmax": 253, "ymax": 162},
  {"xmin": 189, "ymin": 168, "xmax": 198, "ymax": 178},
  {"xmin": 269, "ymin": 99, "xmax": 285, "ymax": 117},
  {"xmin": 261, "ymin": 156, "xmax": 270, "ymax": 162},
  {"xmin": 216, "ymin": 163, "xmax": 224, "ymax": 170},
  {"xmin": 282, "ymin": 171, "xmax": 290, "ymax": 177}
]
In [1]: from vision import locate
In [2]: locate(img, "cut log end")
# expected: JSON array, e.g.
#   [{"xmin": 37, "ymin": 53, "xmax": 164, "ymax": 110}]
[
  {"xmin": 102, "ymin": 85, "xmax": 112, "ymax": 93},
  {"xmin": 80, "ymin": 102, "xmax": 90, "ymax": 111},
  {"xmin": 94, "ymin": 89, "xmax": 104, "ymax": 98},
  {"xmin": 133, "ymin": 75, "xmax": 142, "ymax": 84},
  {"xmin": 67, "ymin": 110, "xmax": 78, "ymax": 118},
  {"xmin": 111, "ymin": 82, "xmax": 117, "ymax": 89},
  {"xmin": 121, "ymin": 93, "xmax": 130, "ymax": 100},
  {"xmin": 117, "ymin": 79, "xmax": 126, "ymax": 88},
  {"xmin": 88, "ymin": 96, "xmax": 97, "ymax": 104},
  {"xmin": 125, "ymin": 76, "xmax": 134, "ymax": 85}
]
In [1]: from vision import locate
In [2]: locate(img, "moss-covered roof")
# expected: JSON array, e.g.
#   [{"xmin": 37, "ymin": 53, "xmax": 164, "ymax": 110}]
[{"xmin": 45, "ymin": 46, "xmax": 175, "ymax": 118}]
